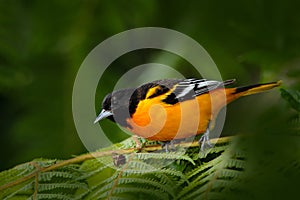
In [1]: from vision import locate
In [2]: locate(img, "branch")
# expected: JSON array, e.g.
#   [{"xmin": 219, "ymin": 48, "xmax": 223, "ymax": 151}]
[{"xmin": 0, "ymin": 136, "xmax": 231, "ymax": 191}]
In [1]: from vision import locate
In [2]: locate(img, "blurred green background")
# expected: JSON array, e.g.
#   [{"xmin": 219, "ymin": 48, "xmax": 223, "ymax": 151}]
[{"xmin": 1, "ymin": 0, "xmax": 300, "ymax": 171}]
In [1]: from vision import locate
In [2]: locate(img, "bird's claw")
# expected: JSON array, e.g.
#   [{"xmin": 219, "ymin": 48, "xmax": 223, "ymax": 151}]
[
  {"xmin": 198, "ymin": 129, "xmax": 212, "ymax": 151},
  {"xmin": 161, "ymin": 140, "xmax": 175, "ymax": 153}
]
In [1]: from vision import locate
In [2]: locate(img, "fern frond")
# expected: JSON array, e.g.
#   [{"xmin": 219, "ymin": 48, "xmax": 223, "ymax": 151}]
[
  {"xmin": 38, "ymin": 171, "xmax": 75, "ymax": 181},
  {"xmin": 2, "ymin": 182, "xmax": 33, "ymax": 200},
  {"xmin": 280, "ymin": 88, "xmax": 300, "ymax": 112},
  {"xmin": 76, "ymin": 165, "xmax": 108, "ymax": 181},
  {"xmin": 0, "ymin": 167, "xmax": 29, "ymax": 186},
  {"xmin": 198, "ymin": 144, "xmax": 228, "ymax": 157},
  {"xmin": 134, "ymin": 152, "xmax": 195, "ymax": 165},
  {"xmin": 33, "ymin": 193, "xmax": 74, "ymax": 200},
  {"xmin": 124, "ymin": 160, "xmax": 157, "ymax": 173},
  {"xmin": 224, "ymin": 158, "xmax": 245, "ymax": 170},
  {"xmin": 117, "ymin": 177, "xmax": 175, "ymax": 197},
  {"xmin": 6, "ymin": 135, "xmax": 298, "ymax": 199},
  {"xmin": 87, "ymin": 171, "xmax": 118, "ymax": 194},
  {"xmin": 106, "ymin": 186, "xmax": 169, "ymax": 200},
  {"xmin": 177, "ymin": 138, "xmax": 246, "ymax": 200},
  {"xmin": 37, "ymin": 183, "xmax": 88, "ymax": 192}
]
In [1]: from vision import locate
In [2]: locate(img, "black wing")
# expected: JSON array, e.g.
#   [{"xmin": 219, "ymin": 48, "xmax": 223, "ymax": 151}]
[
  {"xmin": 129, "ymin": 79, "xmax": 182, "ymax": 115},
  {"xmin": 162, "ymin": 78, "xmax": 235, "ymax": 105}
]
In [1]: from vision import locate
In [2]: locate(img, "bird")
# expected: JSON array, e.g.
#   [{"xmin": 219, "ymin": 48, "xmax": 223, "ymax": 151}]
[{"xmin": 94, "ymin": 78, "xmax": 281, "ymax": 150}]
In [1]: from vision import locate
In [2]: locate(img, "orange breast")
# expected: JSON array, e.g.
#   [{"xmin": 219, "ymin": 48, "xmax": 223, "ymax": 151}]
[{"xmin": 126, "ymin": 88, "xmax": 232, "ymax": 141}]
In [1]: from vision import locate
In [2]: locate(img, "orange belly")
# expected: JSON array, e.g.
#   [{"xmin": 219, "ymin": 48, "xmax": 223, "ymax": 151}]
[{"xmin": 126, "ymin": 89, "xmax": 230, "ymax": 141}]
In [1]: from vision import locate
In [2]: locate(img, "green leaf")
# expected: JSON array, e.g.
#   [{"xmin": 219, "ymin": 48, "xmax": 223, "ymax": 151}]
[{"xmin": 280, "ymin": 88, "xmax": 300, "ymax": 112}]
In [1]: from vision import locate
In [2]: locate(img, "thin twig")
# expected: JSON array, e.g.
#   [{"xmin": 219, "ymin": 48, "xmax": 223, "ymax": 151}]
[{"xmin": 28, "ymin": 162, "xmax": 41, "ymax": 200}]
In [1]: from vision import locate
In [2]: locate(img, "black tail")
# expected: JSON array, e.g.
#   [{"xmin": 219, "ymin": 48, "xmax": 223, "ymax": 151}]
[{"xmin": 233, "ymin": 81, "xmax": 282, "ymax": 96}]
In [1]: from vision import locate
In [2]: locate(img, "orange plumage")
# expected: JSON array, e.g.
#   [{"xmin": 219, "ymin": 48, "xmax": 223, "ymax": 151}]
[{"xmin": 95, "ymin": 79, "xmax": 281, "ymax": 142}]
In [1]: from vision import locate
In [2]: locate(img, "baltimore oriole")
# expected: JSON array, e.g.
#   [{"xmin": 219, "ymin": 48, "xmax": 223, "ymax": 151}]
[{"xmin": 94, "ymin": 78, "xmax": 281, "ymax": 150}]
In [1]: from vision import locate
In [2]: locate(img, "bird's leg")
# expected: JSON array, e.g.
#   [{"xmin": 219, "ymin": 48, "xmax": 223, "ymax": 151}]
[
  {"xmin": 198, "ymin": 121, "xmax": 213, "ymax": 151},
  {"xmin": 161, "ymin": 142, "xmax": 169, "ymax": 153},
  {"xmin": 161, "ymin": 140, "xmax": 175, "ymax": 153}
]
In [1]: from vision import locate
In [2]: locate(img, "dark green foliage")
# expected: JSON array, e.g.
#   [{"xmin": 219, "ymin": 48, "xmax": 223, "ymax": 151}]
[
  {"xmin": 280, "ymin": 88, "xmax": 300, "ymax": 113},
  {"xmin": 1, "ymin": 135, "xmax": 299, "ymax": 200},
  {"xmin": 0, "ymin": 159, "xmax": 87, "ymax": 200},
  {"xmin": 280, "ymin": 88, "xmax": 300, "ymax": 135}
]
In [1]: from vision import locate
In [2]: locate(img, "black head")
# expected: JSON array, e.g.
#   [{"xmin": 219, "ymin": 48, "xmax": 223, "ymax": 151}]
[
  {"xmin": 94, "ymin": 88, "xmax": 135, "ymax": 126},
  {"xmin": 99, "ymin": 92, "xmax": 114, "ymax": 122}
]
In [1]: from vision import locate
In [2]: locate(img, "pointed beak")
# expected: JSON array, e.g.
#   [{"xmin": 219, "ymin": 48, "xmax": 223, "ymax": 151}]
[{"xmin": 94, "ymin": 109, "xmax": 113, "ymax": 124}]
